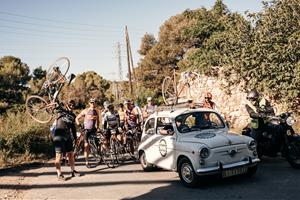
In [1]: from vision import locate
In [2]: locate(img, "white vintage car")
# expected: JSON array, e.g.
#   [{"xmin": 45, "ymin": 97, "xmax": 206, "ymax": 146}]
[{"xmin": 138, "ymin": 107, "xmax": 260, "ymax": 187}]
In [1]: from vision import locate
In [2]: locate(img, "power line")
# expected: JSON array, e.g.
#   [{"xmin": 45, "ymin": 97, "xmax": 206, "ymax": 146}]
[
  {"xmin": 0, "ymin": 25, "xmax": 122, "ymax": 38},
  {"xmin": 0, "ymin": 30, "xmax": 109, "ymax": 41},
  {"xmin": 0, "ymin": 11, "xmax": 147, "ymax": 32},
  {"xmin": 0, "ymin": 17, "xmax": 124, "ymax": 33}
]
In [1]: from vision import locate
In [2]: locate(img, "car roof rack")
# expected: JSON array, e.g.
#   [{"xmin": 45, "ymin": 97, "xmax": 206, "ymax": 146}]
[{"xmin": 156, "ymin": 102, "xmax": 203, "ymax": 112}]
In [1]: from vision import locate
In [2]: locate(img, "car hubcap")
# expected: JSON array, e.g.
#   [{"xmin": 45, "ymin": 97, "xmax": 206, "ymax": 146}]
[
  {"xmin": 142, "ymin": 154, "xmax": 147, "ymax": 166},
  {"xmin": 181, "ymin": 163, "xmax": 194, "ymax": 183}
]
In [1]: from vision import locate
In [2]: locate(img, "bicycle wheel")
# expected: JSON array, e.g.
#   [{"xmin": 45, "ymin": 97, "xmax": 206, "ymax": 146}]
[
  {"xmin": 89, "ymin": 138, "xmax": 101, "ymax": 164},
  {"xmin": 26, "ymin": 95, "xmax": 53, "ymax": 123},
  {"xmin": 162, "ymin": 76, "xmax": 178, "ymax": 105},
  {"xmin": 46, "ymin": 57, "xmax": 70, "ymax": 84},
  {"xmin": 110, "ymin": 137, "xmax": 124, "ymax": 164},
  {"xmin": 116, "ymin": 140, "xmax": 125, "ymax": 163},
  {"xmin": 125, "ymin": 138, "xmax": 136, "ymax": 159},
  {"xmin": 73, "ymin": 135, "xmax": 84, "ymax": 160},
  {"xmin": 100, "ymin": 145, "xmax": 116, "ymax": 168}
]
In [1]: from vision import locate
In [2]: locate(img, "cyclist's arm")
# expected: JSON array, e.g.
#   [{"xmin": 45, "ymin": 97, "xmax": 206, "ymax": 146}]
[
  {"xmin": 142, "ymin": 106, "xmax": 148, "ymax": 118},
  {"xmin": 76, "ymin": 109, "xmax": 86, "ymax": 125},
  {"xmin": 124, "ymin": 112, "xmax": 129, "ymax": 129},
  {"xmin": 103, "ymin": 113, "xmax": 108, "ymax": 129},
  {"xmin": 70, "ymin": 123, "xmax": 77, "ymax": 140},
  {"xmin": 116, "ymin": 112, "xmax": 120, "ymax": 128},
  {"xmin": 134, "ymin": 108, "xmax": 141, "ymax": 126},
  {"xmin": 95, "ymin": 110, "xmax": 100, "ymax": 129}
]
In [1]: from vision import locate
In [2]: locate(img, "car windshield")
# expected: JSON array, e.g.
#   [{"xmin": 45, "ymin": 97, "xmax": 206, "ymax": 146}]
[{"xmin": 175, "ymin": 111, "xmax": 225, "ymax": 133}]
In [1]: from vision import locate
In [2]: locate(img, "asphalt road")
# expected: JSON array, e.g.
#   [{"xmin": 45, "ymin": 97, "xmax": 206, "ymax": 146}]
[{"xmin": 1, "ymin": 156, "xmax": 300, "ymax": 200}]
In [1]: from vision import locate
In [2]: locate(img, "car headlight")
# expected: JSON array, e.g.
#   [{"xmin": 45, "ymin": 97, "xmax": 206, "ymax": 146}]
[
  {"xmin": 199, "ymin": 148, "xmax": 210, "ymax": 159},
  {"xmin": 286, "ymin": 116, "xmax": 296, "ymax": 126},
  {"xmin": 248, "ymin": 140, "xmax": 256, "ymax": 151}
]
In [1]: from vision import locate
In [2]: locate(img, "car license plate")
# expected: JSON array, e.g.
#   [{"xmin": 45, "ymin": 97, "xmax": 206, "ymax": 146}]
[{"xmin": 222, "ymin": 167, "xmax": 248, "ymax": 178}]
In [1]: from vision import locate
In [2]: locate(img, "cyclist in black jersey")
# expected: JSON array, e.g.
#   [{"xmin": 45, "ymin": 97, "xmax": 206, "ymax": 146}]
[{"xmin": 53, "ymin": 100, "xmax": 81, "ymax": 181}]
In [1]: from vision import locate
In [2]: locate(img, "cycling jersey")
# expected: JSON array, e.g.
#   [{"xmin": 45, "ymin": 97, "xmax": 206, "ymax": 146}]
[
  {"xmin": 53, "ymin": 107, "xmax": 76, "ymax": 153},
  {"xmin": 103, "ymin": 110, "xmax": 120, "ymax": 129},
  {"xmin": 125, "ymin": 108, "xmax": 139, "ymax": 128},
  {"xmin": 144, "ymin": 104, "xmax": 157, "ymax": 115},
  {"xmin": 84, "ymin": 108, "xmax": 98, "ymax": 130}
]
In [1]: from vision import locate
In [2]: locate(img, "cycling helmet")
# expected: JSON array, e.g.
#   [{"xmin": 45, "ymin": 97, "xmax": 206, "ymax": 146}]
[
  {"xmin": 247, "ymin": 89, "xmax": 259, "ymax": 101},
  {"xmin": 124, "ymin": 99, "xmax": 133, "ymax": 105},
  {"xmin": 89, "ymin": 98, "xmax": 96, "ymax": 103},
  {"xmin": 103, "ymin": 101, "xmax": 112, "ymax": 109},
  {"xmin": 147, "ymin": 97, "xmax": 152, "ymax": 101}
]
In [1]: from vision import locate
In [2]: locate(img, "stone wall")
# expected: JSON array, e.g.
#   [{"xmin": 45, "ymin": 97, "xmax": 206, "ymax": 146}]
[{"xmin": 177, "ymin": 74, "xmax": 286, "ymax": 131}]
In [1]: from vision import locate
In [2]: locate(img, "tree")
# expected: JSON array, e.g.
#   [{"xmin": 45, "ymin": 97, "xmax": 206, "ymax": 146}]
[
  {"xmin": 0, "ymin": 56, "xmax": 30, "ymax": 113},
  {"xmin": 138, "ymin": 33, "xmax": 157, "ymax": 56},
  {"xmin": 28, "ymin": 66, "xmax": 47, "ymax": 95},
  {"xmin": 61, "ymin": 71, "xmax": 111, "ymax": 108},
  {"xmin": 239, "ymin": 0, "xmax": 300, "ymax": 108}
]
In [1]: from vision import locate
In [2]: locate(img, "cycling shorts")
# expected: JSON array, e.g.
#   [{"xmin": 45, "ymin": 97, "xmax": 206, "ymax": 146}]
[
  {"xmin": 53, "ymin": 129, "xmax": 73, "ymax": 153},
  {"xmin": 84, "ymin": 128, "xmax": 96, "ymax": 143}
]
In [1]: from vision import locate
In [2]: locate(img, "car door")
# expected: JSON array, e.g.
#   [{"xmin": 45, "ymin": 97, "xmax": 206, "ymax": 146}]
[
  {"xmin": 149, "ymin": 117, "xmax": 176, "ymax": 170},
  {"xmin": 141, "ymin": 117, "xmax": 157, "ymax": 163}
]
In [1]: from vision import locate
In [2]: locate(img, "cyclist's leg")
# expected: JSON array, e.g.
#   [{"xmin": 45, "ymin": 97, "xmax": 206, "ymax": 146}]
[
  {"xmin": 65, "ymin": 136, "xmax": 75, "ymax": 171},
  {"xmin": 53, "ymin": 132, "xmax": 64, "ymax": 179},
  {"xmin": 83, "ymin": 130, "xmax": 91, "ymax": 166}
]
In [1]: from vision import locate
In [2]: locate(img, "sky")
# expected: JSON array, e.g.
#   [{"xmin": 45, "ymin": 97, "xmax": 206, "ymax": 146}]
[{"xmin": 0, "ymin": 0, "xmax": 264, "ymax": 81}]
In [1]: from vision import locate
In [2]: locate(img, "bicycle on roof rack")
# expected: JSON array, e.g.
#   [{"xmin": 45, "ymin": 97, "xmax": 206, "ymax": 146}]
[
  {"xmin": 162, "ymin": 65, "xmax": 201, "ymax": 106},
  {"xmin": 25, "ymin": 57, "xmax": 74, "ymax": 124}
]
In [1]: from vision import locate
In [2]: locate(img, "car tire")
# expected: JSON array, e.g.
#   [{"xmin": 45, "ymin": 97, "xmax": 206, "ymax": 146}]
[
  {"xmin": 247, "ymin": 165, "xmax": 258, "ymax": 177},
  {"xmin": 140, "ymin": 151, "xmax": 154, "ymax": 172},
  {"xmin": 178, "ymin": 158, "xmax": 198, "ymax": 188}
]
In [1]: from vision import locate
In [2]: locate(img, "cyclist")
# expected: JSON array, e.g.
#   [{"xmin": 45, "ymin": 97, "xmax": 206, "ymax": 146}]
[
  {"xmin": 117, "ymin": 103, "xmax": 126, "ymax": 130},
  {"xmin": 124, "ymin": 100, "xmax": 141, "ymax": 142},
  {"xmin": 143, "ymin": 97, "xmax": 157, "ymax": 119},
  {"xmin": 103, "ymin": 101, "xmax": 121, "ymax": 144},
  {"xmin": 53, "ymin": 100, "xmax": 81, "ymax": 181},
  {"xmin": 75, "ymin": 98, "xmax": 100, "ymax": 168},
  {"xmin": 202, "ymin": 92, "xmax": 218, "ymax": 111}
]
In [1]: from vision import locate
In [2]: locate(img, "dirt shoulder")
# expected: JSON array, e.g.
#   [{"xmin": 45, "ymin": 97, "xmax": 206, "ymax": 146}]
[{"xmin": 0, "ymin": 162, "xmax": 44, "ymax": 200}]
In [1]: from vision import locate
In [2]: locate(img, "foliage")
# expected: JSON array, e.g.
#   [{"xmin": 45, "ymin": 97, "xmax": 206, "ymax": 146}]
[
  {"xmin": 28, "ymin": 66, "xmax": 47, "ymax": 95},
  {"xmin": 0, "ymin": 111, "xmax": 52, "ymax": 161},
  {"xmin": 242, "ymin": 0, "xmax": 300, "ymax": 109},
  {"xmin": 0, "ymin": 56, "xmax": 31, "ymax": 113},
  {"xmin": 60, "ymin": 71, "xmax": 111, "ymax": 108},
  {"xmin": 135, "ymin": 0, "xmax": 300, "ymax": 110},
  {"xmin": 138, "ymin": 33, "xmax": 157, "ymax": 56}
]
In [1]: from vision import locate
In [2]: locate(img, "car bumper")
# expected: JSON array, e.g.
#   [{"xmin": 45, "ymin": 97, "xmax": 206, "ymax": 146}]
[{"xmin": 196, "ymin": 157, "xmax": 260, "ymax": 176}]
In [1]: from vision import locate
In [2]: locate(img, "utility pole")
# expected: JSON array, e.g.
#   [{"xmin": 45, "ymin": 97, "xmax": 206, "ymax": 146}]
[
  {"xmin": 125, "ymin": 25, "xmax": 133, "ymax": 96},
  {"xmin": 117, "ymin": 42, "xmax": 123, "ymax": 81},
  {"xmin": 114, "ymin": 42, "xmax": 123, "ymax": 101}
]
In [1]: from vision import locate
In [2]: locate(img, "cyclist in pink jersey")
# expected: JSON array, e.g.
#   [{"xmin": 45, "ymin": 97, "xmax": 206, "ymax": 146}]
[{"xmin": 76, "ymin": 98, "xmax": 99, "ymax": 168}]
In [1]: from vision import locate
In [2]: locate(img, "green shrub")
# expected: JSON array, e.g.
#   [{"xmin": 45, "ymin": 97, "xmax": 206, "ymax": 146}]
[{"xmin": 0, "ymin": 111, "xmax": 53, "ymax": 160}]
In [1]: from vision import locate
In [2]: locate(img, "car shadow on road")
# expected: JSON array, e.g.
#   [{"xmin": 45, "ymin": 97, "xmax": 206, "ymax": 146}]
[{"xmin": 123, "ymin": 158, "xmax": 300, "ymax": 200}]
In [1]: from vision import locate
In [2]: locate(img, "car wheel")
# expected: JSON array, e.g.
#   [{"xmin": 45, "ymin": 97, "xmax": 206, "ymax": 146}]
[
  {"xmin": 286, "ymin": 141, "xmax": 300, "ymax": 169},
  {"xmin": 246, "ymin": 165, "xmax": 257, "ymax": 177},
  {"xmin": 178, "ymin": 158, "xmax": 198, "ymax": 188},
  {"xmin": 140, "ymin": 151, "xmax": 154, "ymax": 172}
]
